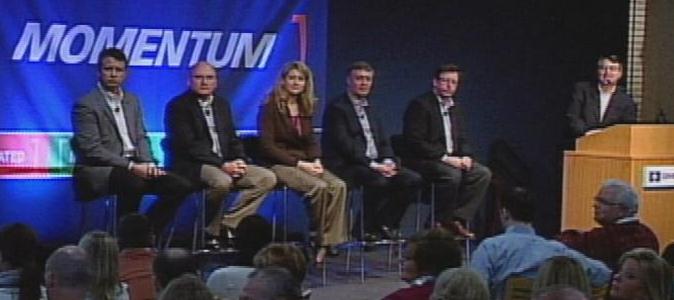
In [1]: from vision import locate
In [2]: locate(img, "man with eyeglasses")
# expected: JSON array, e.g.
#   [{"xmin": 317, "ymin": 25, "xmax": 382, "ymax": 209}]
[
  {"xmin": 567, "ymin": 55, "xmax": 637, "ymax": 137},
  {"xmin": 164, "ymin": 61, "xmax": 276, "ymax": 245},
  {"xmin": 558, "ymin": 179, "xmax": 659, "ymax": 271}
]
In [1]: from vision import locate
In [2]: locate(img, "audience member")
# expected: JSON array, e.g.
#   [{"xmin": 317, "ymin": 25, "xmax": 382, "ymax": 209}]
[
  {"xmin": 44, "ymin": 245, "xmax": 93, "ymax": 300},
  {"xmin": 532, "ymin": 256, "xmax": 592, "ymax": 298},
  {"xmin": 117, "ymin": 213, "xmax": 157, "ymax": 300},
  {"xmin": 239, "ymin": 267, "xmax": 302, "ymax": 300},
  {"xmin": 609, "ymin": 248, "xmax": 672, "ymax": 300},
  {"xmin": 0, "ymin": 223, "xmax": 43, "ymax": 300},
  {"xmin": 253, "ymin": 243, "xmax": 307, "ymax": 284},
  {"xmin": 383, "ymin": 228, "xmax": 463, "ymax": 300},
  {"xmin": 430, "ymin": 267, "xmax": 489, "ymax": 300},
  {"xmin": 157, "ymin": 274, "xmax": 213, "ymax": 300},
  {"xmin": 661, "ymin": 241, "xmax": 674, "ymax": 268},
  {"xmin": 558, "ymin": 179, "xmax": 659, "ymax": 271},
  {"xmin": 206, "ymin": 215, "xmax": 273, "ymax": 299},
  {"xmin": 79, "ymin": 231, "xmax": 129, "ymax": 300},
  {"xmin": 531, "ymin": 284, "xmax": 590, "ymax": 300},
  {"xmin": 258, "ymin": 61, "xmax": 347, "ymax": 263},
  {"xmin": 153, "ymin": 248, "xmax": 197, "ymax": 292},
  {"xmin": 470, "ymin": 187, "xmax": 610, "ymax": 299}
]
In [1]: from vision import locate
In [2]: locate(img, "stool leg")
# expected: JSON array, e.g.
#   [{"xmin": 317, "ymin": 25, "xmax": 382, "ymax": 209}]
[
  {"xmin": 430, "ymin": 182, "xmax": 436, "ymax": 226},
  {"xmin": 283, "ymin": 185, "xmax": 289, "ymax": 242}
]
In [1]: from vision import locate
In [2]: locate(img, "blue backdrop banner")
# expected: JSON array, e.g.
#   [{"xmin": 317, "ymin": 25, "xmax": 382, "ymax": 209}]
[{"xmin": 0, "ymin": 0, "xmax": 326, "ymax": 133}]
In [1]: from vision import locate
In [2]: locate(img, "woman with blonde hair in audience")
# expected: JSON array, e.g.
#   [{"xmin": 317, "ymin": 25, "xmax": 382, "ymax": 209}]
[
  {"xmin": 430, "ymin": 267, "xmax": 489, "ymax": 300},
  {"xmin": 532, "ymin": 256, "xmax": 592, "ymax": 298},
  {"xmin": 258, "ymin": 61, "xmax": 347, "ymax": 264},
  {"xmin": 79, "ymin": 231, "xmax": 129, "ymax": 300},
  {"xmin": 609, "ymin": 247, "xmax": 672, "ymax": 300}
]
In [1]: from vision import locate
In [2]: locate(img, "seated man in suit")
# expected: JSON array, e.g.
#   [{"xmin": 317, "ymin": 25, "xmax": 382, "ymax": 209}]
[
  {"xmin": 567, "ymin": 55, "xmax": 637, "ymax": 138},
  {"xmin": 402, "ymin": 64, "xmax": 491, "ymax": 237},
  {"xmin": 557, "ymin": 179, "xmax": 659, "ymax": 271},
  {"xmin": 323, "ymin": 61, "xmax": 422, "ymax": 240},
  {"xmin": 470, "ymin": 187, "xmax": 610, "ymax": 299},
  {"xmin": 164, "ymin": 61, "xmax": 276, "ymax": 240},
  {"xmin": 72, "ymin": 48, "xmax": 192, "ymax": 235}
]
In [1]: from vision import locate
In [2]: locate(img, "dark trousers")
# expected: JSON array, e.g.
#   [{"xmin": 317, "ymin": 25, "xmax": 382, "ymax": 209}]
[
  {"xmin": 109, "ymin": 167, "xmax": 193, "ymax": 234},
  {"xmin": 405, "ymin": 159, "xmax": 491, "ymax": 223},
  {"xmin": 335, "ymin": 165, "xmax": 422, "ymax": 232}
]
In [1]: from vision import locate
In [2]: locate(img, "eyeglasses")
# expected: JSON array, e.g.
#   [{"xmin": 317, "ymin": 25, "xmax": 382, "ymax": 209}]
[
  {"xmin": 597, "ymin": 65, "xmax": 621, "ymax": 72},
  {"xmin": 594, "ymin": 197, "xmax": 622, "ymax": 206}
]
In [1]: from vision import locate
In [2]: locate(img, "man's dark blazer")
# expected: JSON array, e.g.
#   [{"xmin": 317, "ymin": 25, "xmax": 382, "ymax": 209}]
[
  {"xmin": 402, "ymin": 92, "xmax": 472, "ymax": 161},
  {"xmin": 164, "ymin": 90, "xmax": 246, "ymax": 184},
  {"xmin": 567, "ymin": 81, "xmax": 637, "ymax": 137},
  {"xmin": 72, "ymin": 88, "xmax": 155, "ymax": 200},
  {"xmin": 322, "ymin": 93, "xmax": 395, "ymax": 170}
]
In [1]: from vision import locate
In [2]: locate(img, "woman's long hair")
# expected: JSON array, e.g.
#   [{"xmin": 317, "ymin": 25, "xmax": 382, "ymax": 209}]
[
  {"xmin": 269, "ymin": 61, "xmax": 317, "ymax": 116},
  {"xmin": 78, "ymin": 231, "xmax": 121, "ymax": 300},
  {"xmin": 0, "ymin": 223, "xmax": 42, "ymax": 300}
]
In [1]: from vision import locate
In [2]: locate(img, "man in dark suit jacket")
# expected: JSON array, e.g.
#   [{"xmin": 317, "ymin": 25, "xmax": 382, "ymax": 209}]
[
  {"xmin": 72, "ymin": 48, "xmax": 192, "ymax": 235},
  {"xmin": 164, "ymin": 62, "xmax": 276, "ymax": 237},
  {"xmin": 402, "ymin": 64, "xmax": 491, "ymax": 237},
  {"xmin": 323, "ymin": 61, "xmax": 422, "ymax": 239},
  {"xmin": 567, "ymin": 55, "xmax": 637, "ymax": 138}
]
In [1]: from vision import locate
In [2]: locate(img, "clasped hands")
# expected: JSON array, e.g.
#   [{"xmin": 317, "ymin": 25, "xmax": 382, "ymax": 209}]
[
  {"xmin": 222, "ymin": 159, "xmax": 248, "ymax": 178},
  {"xmin": 297, "ymin": 159, "xmax": 324, "ymax": 176},
  {"xmin": 371, "ymin": 160, "xmax": 398, "ymax": 177},
  {"xmin": 130, "ymin": 162, "xmax": 165, "ymax": 179},
  {"xmin": 443, "ymin": 156, "xmax": 473, "ymax": 170}
]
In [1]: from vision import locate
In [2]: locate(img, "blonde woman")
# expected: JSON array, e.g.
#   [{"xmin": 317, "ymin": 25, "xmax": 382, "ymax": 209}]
[
  {"xmin": 78, "ymin": 231, "xmax": 129, "ymax": 300},
  {"xmin": 533, "ymin": 256, "xmax": 592, "ymax": 297},
  {"xmin": 609, "ymin": 248, "xmax": 672, "ymax": 300},
  {"xmin": 258, "ymin": 61, "xmax": 347, "ymax": 263}
]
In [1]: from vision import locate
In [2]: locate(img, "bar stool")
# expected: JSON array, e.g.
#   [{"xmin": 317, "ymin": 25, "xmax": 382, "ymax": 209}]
[{"xmin": 79, "ymin": 194, "xmax": 118, "ymax": 237}]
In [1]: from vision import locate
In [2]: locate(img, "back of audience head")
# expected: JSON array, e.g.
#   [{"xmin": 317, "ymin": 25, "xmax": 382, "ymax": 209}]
[
  {"xmin": 78, "ymin": 230, "xmax": 121, "ymax": 300},
  {"xmin": 531, "ymin": 284, "xmax": 589, "ymax": 300},
  {"xmin": 44, "ymin": 245, "xmax": 93, "ymax": 299},
  {"xmin": 430, "ymin": 267, "xmax": 489, "ymax": 300},
  {"xmin": 402, "ymin": 228, "xmax": 462, "ymax": 282},
  {"xmin": 253, "ymin": 243, "xmax": 307, "ymax": 283},
  {"xmin": 235, "ymin": 215, "xmax": 273, "ymax": 266},
  {"xmin": 662, "ymin": 241, "xmax": 674, "ymax": 268},
  {"xmin": 532, "ymin": 256, "xmax": 591, "ymax": 298},
  {"xmin": 153, "ymin": 247, "xmax": 198, "ymax": 290},
  {"xmin": 610, "ymin": 247, "xmax": 672, "ymax": 300},
  {"xmin": 501, "ymin": 186, "xmax": 535, "ymax": 224},
  {"xmin": 240, "ymin": 267, "xmax": 303, "ymax": 300},
  {"xmin": 117, "ymin": 213, "xmax": 154, "ymax": 250},
  {"xmin": 0, "ymin": 223, "xmax": 41, "ymax": 300},
  {"xmin": 157, "ymin": 273, "xmax": 214, "ymax": 300}
]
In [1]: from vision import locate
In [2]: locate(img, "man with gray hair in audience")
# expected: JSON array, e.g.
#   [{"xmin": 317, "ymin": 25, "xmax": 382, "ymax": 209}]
[
  {"xmin": 44, "ymin": 245, "xmax": 93, "ymax": 300},
  {"xmin": 239, "ymin": 267, "xmax": 303, "ymax": 300},
  {"xmin": 558, "ymin": 179, "xmax": 659, "ymax": 270}
]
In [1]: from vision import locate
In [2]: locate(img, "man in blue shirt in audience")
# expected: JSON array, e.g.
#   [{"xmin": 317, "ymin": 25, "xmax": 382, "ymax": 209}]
[{"xmin": 470, "ymin": 187, "xmax": 610, "ymax": 298}]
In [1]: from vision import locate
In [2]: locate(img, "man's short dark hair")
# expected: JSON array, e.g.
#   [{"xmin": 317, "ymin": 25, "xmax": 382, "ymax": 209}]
[
  {"xmin": 597, "ymin": 54, "xmax": 623, "ymax": 68},
  {"xmin": 98, "ymin": 48, "xmax": 128, "ymax": 69},
  {"xmin": 410, "ymin": 228, "xmax": 463, "ymax": 277},
  {"xmin": 346, "ymin": 61, "xmax": 374, "ymax": 76},
  {"xmin": 502, "ymin": 186, "xmax": 535, "ymax": 223},
  {"xmin": 117, "ymin": 213, "xmax": 153, "ymax": 250},
  {"xmin": 153, "ymin": 248, "xmax": 197, "ymax": 289},
  {"xmin": 434, "ymin": 64, "xmax": 462, "ymax": 80}
]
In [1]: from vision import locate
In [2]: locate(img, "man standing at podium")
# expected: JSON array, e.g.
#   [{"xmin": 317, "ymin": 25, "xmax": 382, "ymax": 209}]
[
  {"xmin": 567, "ymin": 55, "xmax": 637, "ymax": 137},
  {"xmin": 558, "ymin": 179, "xmax": 659, "ymax": 270}
]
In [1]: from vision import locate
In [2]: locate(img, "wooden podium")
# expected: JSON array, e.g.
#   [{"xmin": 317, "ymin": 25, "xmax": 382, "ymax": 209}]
[{"xmin": 562, "ymin": 125, "xmax": 674, "ymax": 250}]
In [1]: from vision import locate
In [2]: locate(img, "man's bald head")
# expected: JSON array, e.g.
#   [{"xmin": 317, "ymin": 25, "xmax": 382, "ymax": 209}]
[
  {"xmin": 189, "ymin": 61, "xmax": 218, "ymax": 96},
  {"xmin": 45, "ymin": 245, "xmax": 93, "ymax": 289}
]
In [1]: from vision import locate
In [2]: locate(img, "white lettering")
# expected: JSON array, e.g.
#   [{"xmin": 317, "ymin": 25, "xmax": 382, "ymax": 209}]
[
  {"xmin": 0, "ymin": 151, "xmax": 26, "ymax": 165},
  {"xmin": 11, "ymin": 22, "xmax": 279, "ymax": 69}
]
